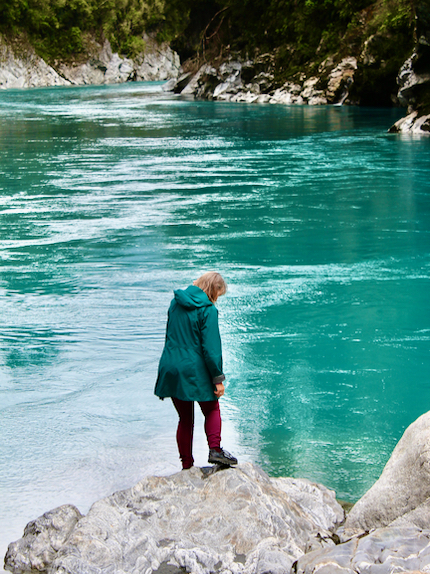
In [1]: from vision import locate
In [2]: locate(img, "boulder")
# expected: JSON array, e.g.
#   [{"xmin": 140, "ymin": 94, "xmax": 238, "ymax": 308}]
[
  {"xmin": 134, "ymin": 34, "xmax": 181, "ymax": 82},
  {"xmin": 4, "ymin": 505, "xmax": 82, "ymax": 574},
  {"xmin": 343, "ymin": 411, "xmax": 430, "ymax": 538},
  {"xmin": 294, "ymin": 410, "xmax": 430, "ymax": 573},
  {"xmin": 7, "ymin": 410, "xmax": 430, "ymax": 574},
  {"xmin": 206, "ymin": 61, "xmax": 244, "ymax": 101},
  {"xmin": 396, "ymin": 52, "xmax": 430, "ymax": 110},
  {"xmin": 295, "ymin": 526, "xmax": 430, "ymax": 574},
  {"xmin": 389, "ymin": 111, "xmax": 430, "ymax": 134},
  {"xmin": 269, "ymin": 82, "xmax": 304, "ymax": 105},
  {"xmin": 5, "ymin": 463, "xmax": 344, "ymax": 574}
]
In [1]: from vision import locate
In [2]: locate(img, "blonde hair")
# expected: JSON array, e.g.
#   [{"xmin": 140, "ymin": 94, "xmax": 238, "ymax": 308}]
[{"xmin": 193, "ymin": 272, "xmax": 227, "ymax": 303}]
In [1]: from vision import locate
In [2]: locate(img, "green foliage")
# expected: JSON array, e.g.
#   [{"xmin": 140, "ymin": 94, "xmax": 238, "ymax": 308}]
[
  {"xmin": 370, "ymin": 0, "xmax": 415, "ymax": 33},
  {"xmin": 0, "ymin": 0, "xmax": 166, "ymax": 58},
  {"xmin": 0, "ymin": 0, "xmax": 418, "ymax": 71},
  {"xmin": 103, "ymin": 0, "xmax": 165, "ymax": 56}
]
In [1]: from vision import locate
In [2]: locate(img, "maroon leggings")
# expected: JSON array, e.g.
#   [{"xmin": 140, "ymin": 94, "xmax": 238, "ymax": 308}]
[{"xmin": 172, "ymin": 398, "xmax": 221, "ymax": 469}]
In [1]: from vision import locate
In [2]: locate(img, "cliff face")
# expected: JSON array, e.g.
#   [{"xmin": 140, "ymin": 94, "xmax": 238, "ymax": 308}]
[
  {"xmin": 0, "ymin": 34, "xmax": 180, "ymax": 89},
  {"xmin": 388, "ymin": 1, "xmax": 430, "ymax": 133}
]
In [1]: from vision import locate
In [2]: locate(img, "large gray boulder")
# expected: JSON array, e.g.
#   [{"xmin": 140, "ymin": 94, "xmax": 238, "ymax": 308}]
[
  {"xmin": 7, "ymin": 410, "xmax": 430, "ymax": 574},
  {"xmin": 295, "ymin": 410, "xmax": 430, "ymax": 573},
  {"xmin": 4, "ymin": 505, "xmax": 82, "ymax": 574},
  {"xmin": 389, "ymin": 110, "xmax": 430, "ymax": 134},
  {"xmin": 343, "ymin": 410, "xmax": 430, "ymax": 538},
  {"xmin": 296, "ymin": 526, "xmax": 430, "ymax": 574},
  {"xmin": 134, "ymin": 35, "xmax": 181, "ymax": 82},
  {"xmin": 5, "ymin": 463, "xmax": 343, "ymax": 574}
]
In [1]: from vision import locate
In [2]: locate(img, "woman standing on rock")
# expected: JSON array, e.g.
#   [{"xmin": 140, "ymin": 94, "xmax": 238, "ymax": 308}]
[{"xmin": 155, "ymin": 272, "xmax": 237, "ymax": 470}]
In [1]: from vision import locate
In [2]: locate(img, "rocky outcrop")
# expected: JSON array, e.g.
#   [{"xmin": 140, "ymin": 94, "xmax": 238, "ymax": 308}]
[
  {"xmin": 4, "ymin": 463, "xmax": 344, "ymax": 574},
  {"xmin": 295, "ymin": 411, "xmax": 430, "ymax": 574},
  {"xmin": 388, "ymin": 49, "xmax": 430, "ymax": 134},
  {"xmin": 389, "ymin": 1, "xmax": 430, "ymax": 134},
  {"xmin": 58, "ymin": 36, "xmax": 180, "ymax": 86},
  {"xmin": 388, "ymin": 109, "xmax": 430, "ymax": 133},
  {"xmin": 6, "ymin": 412, "xmax": 430, "ymax": 574},
  {"xmin": 0, "ymin": 35, "xmax": 180, "ymax": 90},
  {"xmin": 0, "ymin": 38, "xmax": 71, "ymax": 89},
  {"xmin": 296, "ymin": 526, "xmax": 430, "ymax": 574},
  {"xmin": 167, "ymin": 55, "xmax": 358, "ymax": 106},
  {"xmin": 135, "ymin": 34, "xmax": 181, "ymax": 81},
  {"xmin": 342, "ymin": 410, "xmax": 430, "ymax": 538},
  {"xmin": 4, "ymin": 505, "xmax": 83, "ymax": 574}
]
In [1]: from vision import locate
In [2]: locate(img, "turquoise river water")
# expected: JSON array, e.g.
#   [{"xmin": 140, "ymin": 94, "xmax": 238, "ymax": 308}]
[{"xmin": 1, "ymin": 82, "xmax": 430, "ymax": 559}]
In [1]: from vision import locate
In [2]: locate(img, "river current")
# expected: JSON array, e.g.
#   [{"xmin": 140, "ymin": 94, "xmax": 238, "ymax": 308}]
[{"xmin": 1, "ymin": 82, "xmax": 430, "ymax": 558}]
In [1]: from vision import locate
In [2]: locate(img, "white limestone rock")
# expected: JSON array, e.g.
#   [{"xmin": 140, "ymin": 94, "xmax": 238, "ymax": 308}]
[
  {"xmin": 389, "ymin": 45, "xmax": 430, "ymax": 134},
  {"xmin": 273, "ymin": 477, "xmax": 344, "ymax": 535},
  {"xmin": 230, "ymin": 91, "xmax": 260, "ymax": 103},
  {"xmin": 5, "ymin": 463, "xmax": 344, "ymax": 574},
  {"xmin": 0, "ymin": 35, "xmax": 180, "ymax": 90},
  {"xmin": 0, "ymin": 39, "xmax": 70, "ymax": 89},
  {"xmin": 182, "ymin": 65, "xmax": 213, "ymax": 96},
  {"xmin": 397, "ymin": 52, "xmax": 430, "ymax": 108},
  {"xmin": 4, "ymin": 505, "xmax": 82, "ymax": 574},
  {"xmin": 212, "ymin": 61, "xmax": 243, "ymax": 101},
  {"xmin": 343, "ymin": 410, "xmax": 430, "ymax": 538},
  {"xmin": 297, "ymin": 410, "xmax": 430, "ymax": 573},
  {"xmin": 296, "ymin": 526, "xmax": 430, "ymax": 574},
  {"xmin": 390, "ymin": 111, "xmax": 430, "ymax": 134},
  {"xmin": 391, "ymin": 497, "xmax": 430, "ymax": 529},
  {"xmin": 168, "ymin": 53, "xmax": 358, "ymax": 107},
  {"xmin": 59, "ymin": 38, "xmax": 180, "ymax": 86},
  {"xmin": 135, "ymin": 36, "xmax": 180, "ymax": 82},
  {"xmin": 269, "ymin": 84, "xmax": 303, "ymax": 105},
  {"xmin": 308, "ymin": 95, "xmax": 328, "ymax": 106}
]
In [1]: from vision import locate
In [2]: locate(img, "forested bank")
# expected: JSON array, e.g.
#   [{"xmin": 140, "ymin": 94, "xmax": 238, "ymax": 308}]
[
  {"xmin": 0, "ymin": 0, "xmax": 429, "ymax": 130},
  {"xmin": 0, "ymin": 0, "xmax": 418, "ymax": 80}
]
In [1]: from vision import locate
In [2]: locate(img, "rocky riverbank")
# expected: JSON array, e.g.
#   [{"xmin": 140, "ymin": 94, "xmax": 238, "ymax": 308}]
[
  {"xmin": 1, "ymin": 20, "xmax": 429, "ymax": 135},
  {"xmin": 5, "ymin": 410, "xmax": 430, "ymax": 574},
  {"xmin": 162, "ymin": 0, "xmax": 429, "ymax": 135},
  {"xmin": 165, "ymin": 45, "xmax": 430, "ymax": 135},
  {"xmin": 165, "ymin": 55, "xmax": 358, "ymax": 107},
  {"xmin": 0, "ymin": 34, "xmax": 180, "ymax": 89}
]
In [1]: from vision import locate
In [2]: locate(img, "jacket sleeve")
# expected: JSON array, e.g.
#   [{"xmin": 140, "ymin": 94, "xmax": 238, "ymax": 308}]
[{"xmin": 200, "ymin": 305, "xmax": 225, "ymax": 385}]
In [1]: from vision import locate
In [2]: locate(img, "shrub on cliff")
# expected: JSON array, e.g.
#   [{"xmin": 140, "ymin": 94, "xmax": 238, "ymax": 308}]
[{"xmin": 0, "ymin": 0, "xmax": 419, "ymax": 84}]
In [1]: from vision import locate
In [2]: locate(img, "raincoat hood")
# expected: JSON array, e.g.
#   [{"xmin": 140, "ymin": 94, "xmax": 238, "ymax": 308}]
[{"xmin": 174, "ymin": 285, "xmax": 213, "ymax": 310}]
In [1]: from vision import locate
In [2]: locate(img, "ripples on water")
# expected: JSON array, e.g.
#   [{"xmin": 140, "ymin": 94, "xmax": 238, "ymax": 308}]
[{"xmin": 1, "ymin": 82, "xmax": 430, "ymax": 557}]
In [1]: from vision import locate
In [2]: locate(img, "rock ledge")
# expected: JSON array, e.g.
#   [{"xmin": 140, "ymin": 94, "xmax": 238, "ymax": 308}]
[
  {"xmin": 6, "ymin": 411, "xmax": 430, "ymax": 573},
  {"xmin": 4, "ymin": 463, "xmax": 343, "ymax": 574}
]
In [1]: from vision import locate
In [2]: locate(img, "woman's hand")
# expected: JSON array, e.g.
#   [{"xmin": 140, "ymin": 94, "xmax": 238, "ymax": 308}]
[{"xmin": 214, "ymin": 383, "xmax": 225, "ymax": 398}]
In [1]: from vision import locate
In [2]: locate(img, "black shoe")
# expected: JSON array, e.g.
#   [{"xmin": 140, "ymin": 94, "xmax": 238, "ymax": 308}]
[{"xmin": 208, "ymin": 448, "xmax": 238, "ymax": 466}]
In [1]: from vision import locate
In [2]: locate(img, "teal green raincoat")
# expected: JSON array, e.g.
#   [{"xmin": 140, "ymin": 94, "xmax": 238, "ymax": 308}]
[{"xmin": 155, "ymin": 285, "xmax": 225, "ymax": 402}]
